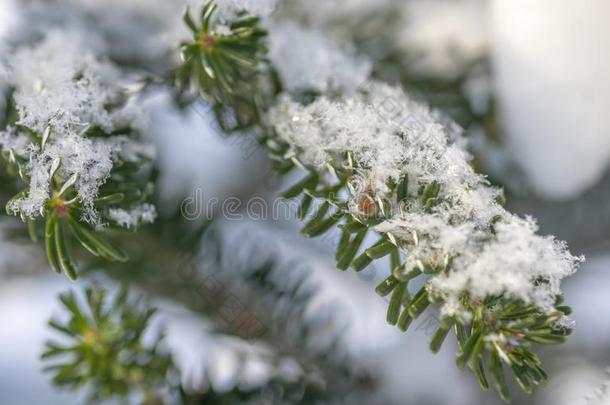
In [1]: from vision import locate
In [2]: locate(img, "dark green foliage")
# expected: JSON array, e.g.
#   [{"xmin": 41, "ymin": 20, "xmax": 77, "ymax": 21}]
[
  {"xmin": 448, "ymin": 298, "xmax": 570, "ymax": 402},
  {"xmin": 177, "ymin": 2, "xmax": 268, "ymax": 105},
  {"xmin": 42, "ymin": 285, "xmax": 174, "ymax": 404},
  {"xmin": 387, "ymin": 282, "xmax": 406, "ymax": 325},
  {"xmin": 35, "ymin": 178, "xmax": 140, "ymax": 280}
]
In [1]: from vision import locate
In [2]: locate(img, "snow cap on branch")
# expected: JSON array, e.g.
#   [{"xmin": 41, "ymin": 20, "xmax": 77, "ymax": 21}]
[
  {"xmin": 269, "ymin": 83, "xmax": 472, "ymax": 192},
  {"xmin": 11, "ymin": 29, "xmax": 141, "ymax": 136},
  {"xmin": 428, "ymin": 215, "xmax": 581, "ymax": 315},
  {"xmin": 0, "ymin": 29, "xmax": 152, "ymax": 225},
  {"xmin": 269, "ymin": 82, "xmax": 582, "ymax": 318},
  {"xmin": 19, "ymin": 136, "xmax": 116, "ymax": 223}
]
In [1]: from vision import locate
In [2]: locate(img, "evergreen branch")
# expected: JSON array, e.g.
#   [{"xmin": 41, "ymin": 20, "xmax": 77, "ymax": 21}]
[
  {"xmin": 0, "ymin": 34, "xmax": 157, "ymax": 280},
  {"xmin": 176, "ymin": 2, "xmax": 582, "ymax": 401}
]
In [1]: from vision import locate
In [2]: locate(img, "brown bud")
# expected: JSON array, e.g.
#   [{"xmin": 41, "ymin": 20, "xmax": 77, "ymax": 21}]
[
  {"xmin": 50, "ymin": 198, "xmax": 68, "ymax": 218},
  {"xmin": 358, "ymin": 189, "xmax": 379, "ymax": 217}
]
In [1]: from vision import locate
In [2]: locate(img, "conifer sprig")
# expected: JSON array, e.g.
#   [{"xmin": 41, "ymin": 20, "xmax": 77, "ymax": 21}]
[
  {"xmin": 0, "ymin": 33, "xmax": 156, "ymax": 280},
  {"xmin": 176, "ymin": 2, "xmax": 580, "ymax": 401},
  {"xmin": 1, "ymin": 116, "xmax": 153, "ymax": 280},
  {"xmin": 177, "ymin": 3, "xmax": 268, "ymax": 105},
  {"xmin": 42, "ymin": 285, "xmax": 173, "ymax": 404}
]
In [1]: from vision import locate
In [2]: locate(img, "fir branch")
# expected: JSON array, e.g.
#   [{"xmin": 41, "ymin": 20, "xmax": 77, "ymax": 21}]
[
  {"xmin": 175, "ymin": 2, "xmax": 582, "ymax": 401},
  {"xmin": 0, "ymin": 32, "xmax": 157, "ymax": 280}
]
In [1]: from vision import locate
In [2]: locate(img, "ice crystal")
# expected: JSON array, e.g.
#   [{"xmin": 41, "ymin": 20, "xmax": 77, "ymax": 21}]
[{"xmin": 11, "ymin": 30, "xmax": 140, "ymax": 137}]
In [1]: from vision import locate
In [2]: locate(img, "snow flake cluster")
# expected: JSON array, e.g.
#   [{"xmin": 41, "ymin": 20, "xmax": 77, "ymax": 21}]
[
  {"xmin": 11, "ymin": 30, "xmax": 140, "ymax": 136},
  {"xmin": 269, "ymin": 82, "xmax": 582, "ymax": 319},
  {"xmin": 0, "ymin": 131, "xmax": 117, "ymax": 223},
  {"xmin": 269, "ymin": 83, "xmax": 469, "ymax": 192},
  {"xmin": 268, "ymin": 22, "xmax": 371, "ymax": 94},
  {"xmin": 0, "ymin": 30, "xmax": 153, "ymax": 227}
]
